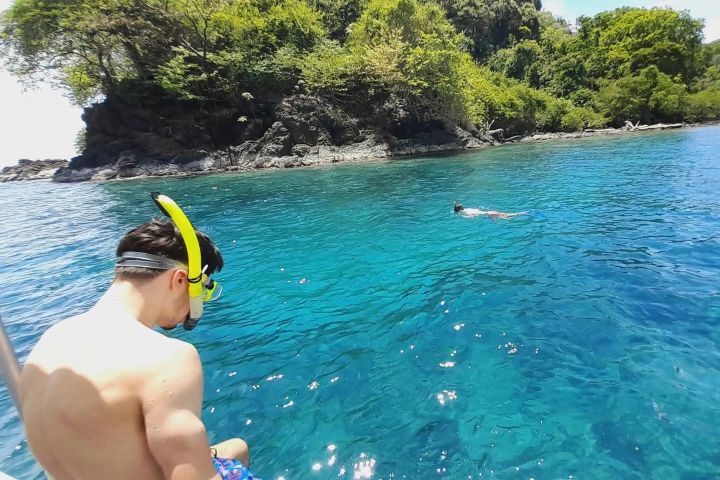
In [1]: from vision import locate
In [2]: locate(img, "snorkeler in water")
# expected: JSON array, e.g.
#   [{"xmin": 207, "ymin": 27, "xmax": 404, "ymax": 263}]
[{"xmin": 453, "ymin": 201, "xmax": 528, "ymax": 219}]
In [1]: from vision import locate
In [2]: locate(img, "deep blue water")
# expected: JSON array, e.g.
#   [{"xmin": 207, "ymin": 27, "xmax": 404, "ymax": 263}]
[{"xmin": 1, "ymin": 127, "xmax": 719, "ymax": 479}]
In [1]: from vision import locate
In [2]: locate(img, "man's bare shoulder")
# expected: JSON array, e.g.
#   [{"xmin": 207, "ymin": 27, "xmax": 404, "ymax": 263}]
[
  {"xmin": 138, "ymin": 337, "xmax": 203, "ymax": 408},
  {"xmin": 27, "ymin": 313, "xmax": 198, "ymax": 373},
  {"xmin": 145, "ymin": 336, "xmax": 201, "ymax": 372}
]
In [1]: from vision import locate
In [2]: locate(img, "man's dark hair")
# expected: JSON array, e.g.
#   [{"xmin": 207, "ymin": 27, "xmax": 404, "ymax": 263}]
[
  {"xmin": 453, "ymin": 202, "xmax": 464, "ymax": 213},
  {"xmin": 115, "ymin": 218, "xmax": 223, "ymax": 280}
]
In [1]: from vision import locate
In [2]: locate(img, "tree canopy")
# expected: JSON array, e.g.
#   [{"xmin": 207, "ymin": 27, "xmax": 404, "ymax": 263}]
[
  {"xmin": 487, "ymin": 6, "xmax": 717, "ymax": 126},
  {"xmin": 1, "ymin": 0, "xmax": 718, "ymax": 133},
  {"xmin": 438, "ymin": 0, "xmax": 542, "ymax": 60}
]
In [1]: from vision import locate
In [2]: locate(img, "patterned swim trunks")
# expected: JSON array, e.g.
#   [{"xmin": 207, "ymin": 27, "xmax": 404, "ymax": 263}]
[{"xmin": 212, "ymin": 456, "xmax": 257, "ymax": 480}]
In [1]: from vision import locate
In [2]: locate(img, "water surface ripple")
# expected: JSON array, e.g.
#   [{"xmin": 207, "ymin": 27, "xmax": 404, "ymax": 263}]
[{"xmin": 1, "ymin": 127, "xmax": 719, "ymax": 479}]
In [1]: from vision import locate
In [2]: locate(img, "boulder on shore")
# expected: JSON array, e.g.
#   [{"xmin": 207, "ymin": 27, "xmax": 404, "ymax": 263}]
[{"xmin": 1, "ymin": 159, "xmax": 68, "ymax": 182}]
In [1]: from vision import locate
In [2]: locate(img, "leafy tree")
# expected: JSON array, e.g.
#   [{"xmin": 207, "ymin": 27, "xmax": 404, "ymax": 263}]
[
  {"xmin": 308, "ymin": 0, "xmax": 366, "ymax": 41},
  {"xmin": 156, "ymin": 0, "xmax": 325, "ymax": 102},
  {"xmin": 1, "ymin": 0, "xmax": 326, "ymax": 105},
  {"xmin": 579, "ymin": 8, "xmax": 704, "ymax": 84},
  {"xmin": 684, "ymin": 89, "xmax": 720, "ymax": 121},
  {"xmin": 704, "ymin": 40, "xmax": 720, "ymax": 69},
  {"xmin": 0, "ymin": 0, "xmax": 177, "ymax": 104},
  {"xmin": 487, "ymin": 39, "xmax": 542, "ymax": 86},
  {"xmin": 2, "ymin": 0, "xmax": 716, "ymax": 137},
  {"xmin": 593, "ymin": 65, "xmax": 688, "ymax": 125},
  {"xmin": 438, "ymin": 0, "xmax": 542, "ymax": 60},
  {"xmin": 299, "ymin": 40, "xmax": 360, "ymax": 93},
  {"xmin": 323, "ymin": 0, "xmax": 472, "ymax": 125},
  {"xmin": 487, "ymin": 11, "xmax": 590, "ymax": 96},
  {"xmin": 692, "ymin": 40, "xmax": 720, "ymax": 91}
]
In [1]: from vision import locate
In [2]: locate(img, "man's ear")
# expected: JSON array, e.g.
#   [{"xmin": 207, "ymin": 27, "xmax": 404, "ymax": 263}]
[{"xmin": 170, "ymin": 269, "xmax": 188, "ymax": 291}]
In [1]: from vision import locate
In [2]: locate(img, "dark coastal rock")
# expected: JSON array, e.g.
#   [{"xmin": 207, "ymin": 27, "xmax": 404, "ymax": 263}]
[
  {"xmin": 1, "ymin": 159, "xmax": 68, "ymax": 182},
  {"xmin": 53, "ymin": 92, "xmax": 496, "ymax": 182},
  {"xmin": 53, "ymin": 166, "xmax": 96, "ymax": 183}
]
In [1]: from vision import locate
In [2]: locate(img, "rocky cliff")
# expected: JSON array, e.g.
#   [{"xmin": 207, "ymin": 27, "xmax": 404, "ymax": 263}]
[{"xmin": 53, "ymin": 91, "xmax": 495, "ymax": 182}]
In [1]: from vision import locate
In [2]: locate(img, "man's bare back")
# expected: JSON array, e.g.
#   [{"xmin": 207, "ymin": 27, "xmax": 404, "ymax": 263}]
[
  {"xmin": 21, "ymin": 307, "xmax": 223, "ymax": 479},
  {"xmin": 20, "ymin": 210, "xmax": 249, "ymax": 480}
]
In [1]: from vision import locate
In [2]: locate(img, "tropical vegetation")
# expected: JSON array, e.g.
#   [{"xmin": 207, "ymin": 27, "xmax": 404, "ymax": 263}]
[{"xmin": 1, "ymin": 0, "xmax": 719, "ymax": 138}]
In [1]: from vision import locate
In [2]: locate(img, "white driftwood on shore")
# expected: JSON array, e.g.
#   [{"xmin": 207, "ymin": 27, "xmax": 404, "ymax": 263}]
[
  {"xmin": 584, "ymin": 128, "xmax": 618, "ymax": 133},
  {"xmin": 518, "ymin": 121, "xmax": 689, "ymax": 144},
  {"xmin": 585, "ymin": 122, "xmax": 683, "ymax": 134},
  {"xmin": 635, "ymin": 123, "xmax": 683, "ymax": 130}
]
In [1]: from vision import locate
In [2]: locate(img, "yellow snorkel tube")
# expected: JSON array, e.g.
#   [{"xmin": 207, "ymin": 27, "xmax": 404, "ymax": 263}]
[{"xmin": 151, "ymin": 192, "xmax": 206, "ymax": 330}]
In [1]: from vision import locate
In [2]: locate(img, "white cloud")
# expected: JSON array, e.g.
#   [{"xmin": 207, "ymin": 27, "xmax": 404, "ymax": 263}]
[{"xmin": 542, "ymin": 0, "xmax": 568, "ymax": 19}]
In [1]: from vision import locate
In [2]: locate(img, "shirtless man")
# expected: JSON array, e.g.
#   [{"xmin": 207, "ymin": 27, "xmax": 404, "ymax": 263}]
[
  {"xmin": 20, "ymin": 194, "xmax": 255, "ymax": 480},
  {"xmin": 453, "ymin": 201, "xmax": 527, "ymax": 219}
]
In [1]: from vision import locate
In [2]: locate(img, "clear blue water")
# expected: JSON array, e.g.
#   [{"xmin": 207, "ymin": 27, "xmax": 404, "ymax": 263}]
[{"xmin": 1, "ymin": 127, "xmax": 719, "ymax": 479}]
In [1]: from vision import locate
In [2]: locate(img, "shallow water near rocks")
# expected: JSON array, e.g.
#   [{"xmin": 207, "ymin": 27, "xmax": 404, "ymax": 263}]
[{"xmin": 1, "ymin": 126, "xmax": 719, "ymax": 479}]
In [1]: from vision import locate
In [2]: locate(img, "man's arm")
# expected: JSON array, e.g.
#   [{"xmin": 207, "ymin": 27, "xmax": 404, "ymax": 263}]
[{"xmin": 142, "ymin": 342, "xmax": 219, "ymax": 480}]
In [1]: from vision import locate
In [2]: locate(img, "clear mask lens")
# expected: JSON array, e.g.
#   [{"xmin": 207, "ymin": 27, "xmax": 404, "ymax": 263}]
[{"xmin": 202, "ymin": 275, "xmax": 222, "ymax": 302}]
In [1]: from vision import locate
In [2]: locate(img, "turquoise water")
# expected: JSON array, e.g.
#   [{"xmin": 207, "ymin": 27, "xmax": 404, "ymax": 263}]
[{"xmin": 1, "ymin": 127, "xmax": 719, "ymax": 479}]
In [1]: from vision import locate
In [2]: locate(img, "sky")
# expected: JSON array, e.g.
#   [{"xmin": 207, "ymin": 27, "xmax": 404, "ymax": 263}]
[
  {"xmin": 0, "ymin": 0, "xmax": 719, "ymax": 168},
  {"xmin": 543, "ymin": 0, "xmax": 720, "ymax": 40}
]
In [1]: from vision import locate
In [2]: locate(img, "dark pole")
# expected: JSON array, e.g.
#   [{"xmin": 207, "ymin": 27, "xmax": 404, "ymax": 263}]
[{"xmin": 0, "ymin": 315, "xmax": 22, "ymax": 418}]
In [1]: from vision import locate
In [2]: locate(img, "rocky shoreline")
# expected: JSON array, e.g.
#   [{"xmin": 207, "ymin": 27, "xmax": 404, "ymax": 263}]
[
  {"xmin": 45, "ymin": 92, "xmax": 501, "ymax": 183},
  {"xmin": 0, "ymin": 159, "xmax": 68, "ymax": 182},
  {"xmin": 0, "ymin": 115, "xmax": 706, "ymax": 184},
  {"xmin": 51, "ymin": 125, "xmax": 493, "ymax": 183}
]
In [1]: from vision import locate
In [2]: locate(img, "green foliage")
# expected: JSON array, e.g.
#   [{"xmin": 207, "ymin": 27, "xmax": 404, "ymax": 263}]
[
  {"xmin": 694, "ymin": 66, "xmax": 720, "ymax": 92},
  {"xmin": 155, "ymin": 47, "xmax": 208, "ymax": 100},
  {"xmin": 489, "ymin": 83, "xmax": 603, "ymax": 133},
  {"xmin": 561, "ymin": 106, "xmax": 606, "ymax": 131},
  {"xmin": 267, "ymin": 0, "xmax": 326, "ymax": 50},
  {"xmin": 593, "ymin": 66, "xmax": 688, "ymax": 125},
  {"xmin": 1, "ymin": 0, "xmax": 325, "ymax": 104},
  {"xmin": 74, "ymin": 127, "xmax": 87, "ymax": 154},
  {"xmin": 487, "ymin": 39, "xmax": 542, "ymax": 86},
  {"xmin": 438, "ymin": 0, "xmax": 542, "ymax": 60},
  {"xmin": 0, "ymin": 0, "xmax": 151, "ymax": 105},
  {"xmin": 579, "ymin": 8, "xmax": 704, "ymax": 83},
  {"xmin": 452, "ymin": 63, "xmax": 607, "ymax": 133},
  {"xmin": 63, "ymin": 63, "xmax": 104, "ymax": 106},
  {"xmin": 2, "ymin": 0, "xmax": 718, "ymax": 134},
  {"xmin": 532, "ymin": 24, "xmax": 590, "ymax": 97},
  {"xmin": 684, "ymin": 89, "xmax": 720, "ymax": 122},
  {"xmin": 486, "ymin": 6, "xmax": 717, "ymax": 125},
  {"xmin": 300, "ymin": 40, "xmax": 359, "ymax": 91},
  {"xmin": 155, "ymin": 0, "xmax": 325, "ymax": 102},
  {"xmin": 309, "ymin": 0, "xmax": 366, "ymax": 41},
  {"xmin": 704, "ymin": 40, "xmax": 720, "ymax": 69},
  {"xmin": 347, "ymin": 0, "xmax": 462, "ymax": 50},
  {"xmin": 303, "ymin": 0, "xmax": 473, "ymax": 126}
]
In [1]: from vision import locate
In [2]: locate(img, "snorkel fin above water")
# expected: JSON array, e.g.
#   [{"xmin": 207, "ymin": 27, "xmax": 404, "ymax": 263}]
[{"xmin": 151, "ymin": 192, "xmax": 205, "ymax": 331}]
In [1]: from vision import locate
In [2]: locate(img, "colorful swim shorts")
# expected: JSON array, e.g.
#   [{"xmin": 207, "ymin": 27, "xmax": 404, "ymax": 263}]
[{"xmin": 212, "ymin": 456, "xmax": 256, "ymax": 480}]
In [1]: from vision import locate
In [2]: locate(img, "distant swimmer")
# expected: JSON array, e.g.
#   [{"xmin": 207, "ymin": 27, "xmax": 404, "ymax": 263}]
[{"xmin": 453, "ymin": 201, "xmax": 528, "ymax": 219}]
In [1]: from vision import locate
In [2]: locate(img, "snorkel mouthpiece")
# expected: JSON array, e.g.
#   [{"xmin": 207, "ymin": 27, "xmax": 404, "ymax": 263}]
[
  {"xmin": 183, "ymin": 317, "xmax": 196, "ymax": 332},
  {"xmin": 151, "ymin": 192, "xmax": 204, "ymax": 330}
]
